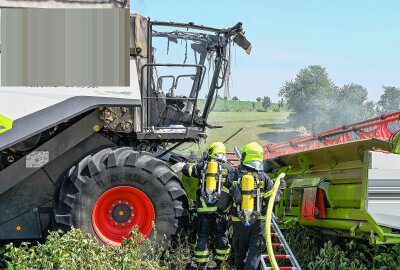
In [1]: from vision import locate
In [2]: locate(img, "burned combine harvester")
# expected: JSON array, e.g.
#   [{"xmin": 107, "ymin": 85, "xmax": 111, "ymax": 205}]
[
  {"xmin": 0, "ymin": 3, "xmax": 251, "ymax": 246},
  {"xmin": 264, "ymin": 112, "xmax": 400, "ymax": 245}
]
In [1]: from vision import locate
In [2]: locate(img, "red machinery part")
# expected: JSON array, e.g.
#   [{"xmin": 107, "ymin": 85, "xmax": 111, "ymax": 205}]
[
  {"xmin": 92, "ymin": 186, "xmax": 155, "ymax": 247},
  {"xmin": 264, "ymin": 111, "xmax": 400, "ymax": 159}
]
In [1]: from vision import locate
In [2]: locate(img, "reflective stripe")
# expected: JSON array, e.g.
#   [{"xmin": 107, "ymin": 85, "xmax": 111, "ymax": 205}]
[
  {"xmin": 197, "ymin": 207, "xmax": 217, "ymax": 213},
  {"xmin": 0, "ymin": 114, "xmax": 13, "ymax": 134},
  {"xmin": 263, "ymin": 190, "xmax": 272, "ymax": 198},
  {"xmin": 198, "ymin": 197, "xmax": 217, "ymax": 212},
  {"xmin": 216, "ymin": 248, "xmax": 230, "ymax": 255},
  {"xmin": 194, "ymin": 250, "xmax": 209, "ymax": 256},
  {"xmin": 222, "ymin": 186, "xmax": 230, "ymax": 193},
  {"xmin": 215, "ymin": 255, "xmax": 227, "ymax": 261},
  {"xmin": 231, "ymin": 216, "xmax": 241, "ymax": 222},
  {"xmin": 194, "ymin": 257, "xmax": 209, "ymax": 263},
  {"xmin": 231, "ymin": 215, "xmax": 266, "ymax": 222},
  {"xmin": 188, "ymin": 164, "xmax": 194, "ymax": 177}
]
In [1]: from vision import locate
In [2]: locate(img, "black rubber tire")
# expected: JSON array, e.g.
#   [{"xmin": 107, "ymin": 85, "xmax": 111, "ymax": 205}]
[{"xmin": 54, "ymin": 147, "xmax": 189, "ymax": 243}]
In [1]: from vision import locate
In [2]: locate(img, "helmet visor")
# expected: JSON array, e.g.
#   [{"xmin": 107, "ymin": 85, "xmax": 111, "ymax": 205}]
[{"xmin": 243, "ymin": 160, "xmax": 264, "ymax": 171}]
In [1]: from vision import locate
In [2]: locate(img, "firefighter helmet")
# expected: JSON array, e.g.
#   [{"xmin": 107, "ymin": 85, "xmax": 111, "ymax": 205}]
[
  {"xmin": 207, "ymin": 142, "xmax": 226, "ymax": 159},
  {"xmin": 241, "ymin": 142, "xmax": 264, "ymax": 171}
]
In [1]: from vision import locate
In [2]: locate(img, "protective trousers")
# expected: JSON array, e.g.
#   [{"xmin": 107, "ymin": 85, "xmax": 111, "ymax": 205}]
[
  {"xmin": 232, "ymin": 220, "xmax": 266, "ymax": 270},
  {"xmin": 194, "ymin": 213, "xmax": 230, "ymax": 267}
]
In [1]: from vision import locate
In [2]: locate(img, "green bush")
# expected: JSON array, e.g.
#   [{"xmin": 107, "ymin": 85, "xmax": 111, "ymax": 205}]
[
  {"xmin": 284, "ymin": 225, "xmax": 400, "ymax": 270},
  {"xmin": 3, "ymin": 227, "xmax": 192, "ymax": 270}
]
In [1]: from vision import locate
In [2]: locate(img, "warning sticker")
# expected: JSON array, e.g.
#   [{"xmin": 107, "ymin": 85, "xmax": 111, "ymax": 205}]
[{"xmin": 26, "ymin": 151, "xmax": 50, "ymax": 168}]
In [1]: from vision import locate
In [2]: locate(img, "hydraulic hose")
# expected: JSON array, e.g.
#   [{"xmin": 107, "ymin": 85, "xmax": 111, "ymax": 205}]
[{"xmin": 265, "ymin": 173, "xmax": 285, "ymax": 270}]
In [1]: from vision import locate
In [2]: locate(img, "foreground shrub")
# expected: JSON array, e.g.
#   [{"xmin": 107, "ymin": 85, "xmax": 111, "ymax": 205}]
[
  {"xmin": 285, "ymin": 225, "xmax": 400, "ymax": 270},
  {"xmin": 4, "ymin": 228, "xmax": 171, "ymax": 270}
]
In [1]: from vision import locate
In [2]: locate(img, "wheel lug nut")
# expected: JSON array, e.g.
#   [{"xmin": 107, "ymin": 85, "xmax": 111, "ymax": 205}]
[
  {"xmin": 122, "ymin": 223, "xmax": 125, "ymax": 226},
  {"xmin": 114, "ymin": 222, "xmax": 118, "ymax": 225},
  {"xmin": 112, "ymin": 204, "xmax": 115, "ymax": 207},
  {"xmin": 119, "ymin": 200, "xmax": 122, "ymax": 203},
  {"xmin": 108, "ymin": 210, "xmax": 112, "ymax": 213},
  {"xmin": 131, "ymin": 213, "xmax": 135, "ymax": 217},
  {"xmin": 128, "ymin": 220, "xmax": 131, "ymax": 223}
]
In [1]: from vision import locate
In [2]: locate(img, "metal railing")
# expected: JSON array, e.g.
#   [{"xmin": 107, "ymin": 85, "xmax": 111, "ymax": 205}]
[{"xmin": 140, "ymin": 63, "xmax": 205, "ymax": 131}]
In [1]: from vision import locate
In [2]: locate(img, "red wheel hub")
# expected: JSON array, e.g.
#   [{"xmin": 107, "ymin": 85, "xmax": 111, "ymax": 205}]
[{"xmin": 92, "ymin": 186, "xmax": 155, "ymax": 246}]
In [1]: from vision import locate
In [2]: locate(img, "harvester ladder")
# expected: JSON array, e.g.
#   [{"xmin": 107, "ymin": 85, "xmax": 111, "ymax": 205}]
[
  {"xmin": 226, "ymin": 147, "xmax": 241, "ymax": 168},
  {"xmin": 260, "ymin": 214, "xmax": 301, "ymax": 270}
]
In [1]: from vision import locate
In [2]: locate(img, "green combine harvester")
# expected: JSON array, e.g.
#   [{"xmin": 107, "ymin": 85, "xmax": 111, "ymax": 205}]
[{"xmin": 264, "ymin": 112, "xmax": 400, "ymax": 245}]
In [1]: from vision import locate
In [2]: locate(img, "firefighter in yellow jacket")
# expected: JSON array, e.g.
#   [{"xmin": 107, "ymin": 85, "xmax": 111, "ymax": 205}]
[
  {"xmin": 217, "ymin": 142, "xmax": 285, "ymax": 270},
  {"xmin": 182, "ymin": 142, "xmax": 235, "ymax": 269}
]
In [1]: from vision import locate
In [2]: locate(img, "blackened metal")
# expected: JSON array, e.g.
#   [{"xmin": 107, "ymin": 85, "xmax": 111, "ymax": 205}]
[{"xmin": 157, "ymin": 142, "xmax": 184, "ymax": 159}]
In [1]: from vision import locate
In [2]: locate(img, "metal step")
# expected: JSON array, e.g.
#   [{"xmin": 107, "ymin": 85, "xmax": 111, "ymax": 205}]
[
  {"xmin": 265, "ymin": 267, "xmax": 297, "ymax": 270},
  {"xmin": 260, "ymin": 214, "xmax": 302, "ymax": 270}
]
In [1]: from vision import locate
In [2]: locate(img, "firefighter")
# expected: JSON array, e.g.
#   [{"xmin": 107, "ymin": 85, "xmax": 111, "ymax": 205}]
[
  {"xmin": 181, "ymin": 142, "xmax": 235, "ymax": 270},
  {"xmin": 217, "ymin": 142, "xmax": 285, "ymax": 270}
]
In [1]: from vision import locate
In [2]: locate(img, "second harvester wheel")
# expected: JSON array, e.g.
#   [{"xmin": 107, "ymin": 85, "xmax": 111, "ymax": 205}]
[{"xmin": 55, "ymin": 147, "xmax": 189, "ymax": 246}]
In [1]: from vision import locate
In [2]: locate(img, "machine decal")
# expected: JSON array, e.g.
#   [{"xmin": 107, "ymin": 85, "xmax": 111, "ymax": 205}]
[{"xmin": 0, "ymin": 114, "xmax": 13, "ymax": 134}]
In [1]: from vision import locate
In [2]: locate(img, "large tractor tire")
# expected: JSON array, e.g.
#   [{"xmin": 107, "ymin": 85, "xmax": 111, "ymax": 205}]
[{"xmin": 55, "ymin": 147, "xmax": 188, "ymax": 246}]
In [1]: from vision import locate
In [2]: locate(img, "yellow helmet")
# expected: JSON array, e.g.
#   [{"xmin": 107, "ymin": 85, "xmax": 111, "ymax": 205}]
[
  {"xmin": 241, "ymin": 142, "xmax": 264, "ymax": 170},
  {"xmin": 207, "ymin": 142, "xmax": 226, "ymax": 159}
]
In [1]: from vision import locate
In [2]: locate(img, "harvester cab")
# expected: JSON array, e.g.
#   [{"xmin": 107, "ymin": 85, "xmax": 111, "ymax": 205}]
[
  {"xmin": 134, "ymin": 17, "xmax": 251, "ymax": 143},
  {"xmin": 0, "ymin": 3, "xmax": 251, "ymax": 246}
]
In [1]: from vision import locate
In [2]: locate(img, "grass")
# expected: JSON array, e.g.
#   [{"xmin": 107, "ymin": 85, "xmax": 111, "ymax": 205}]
[
  {"xmin": 178, "ymin": 110, "xmax": 299, "ymax": 156},
  {"xmin": 196, "ymin": 99, "xmax": 281, "ymax": 112}
]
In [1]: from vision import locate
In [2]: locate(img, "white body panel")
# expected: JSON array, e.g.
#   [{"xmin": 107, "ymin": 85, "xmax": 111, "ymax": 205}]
[
  {"xmin": 367, "ymin": 151, "xmax": 400, "ymax": 229},
  {"xmin": 0, "ymin": 0, "xmax": 126, "ymax": 9},
  {"xmin": 0, "ymin": 86, "xmax": 140, "ymax": 121}
]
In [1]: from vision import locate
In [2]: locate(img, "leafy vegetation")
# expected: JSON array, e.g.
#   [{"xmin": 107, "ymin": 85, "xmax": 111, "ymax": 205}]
[
  {"xmin": 279, "ymin": 65, "xmax": 400, "ymax": 132},
  {"xmin": 1, "ymin": 228, "xmax": 192, "ymax": 270},
  {"xmin": 197, "ymin": 99, "xmax": 282, "ymax": 112},
  {"xmin": 377, "ymin": 86, "xmax": 400, "ymax": 114},
  {"xmin": 285, "ymin": 225, "xmax": 400, "ymax": 270},
  {"xmin": 262, "ymin": 96, "xmax": 272, "ymax": 111}
]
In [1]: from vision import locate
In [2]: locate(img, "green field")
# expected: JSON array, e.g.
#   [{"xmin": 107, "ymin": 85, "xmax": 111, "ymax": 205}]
[
  {"xmin": 179, "ymin": 110, "xmax": 300, "ymax": 156},
  {"xmin": 196, "ymin": 99, "xmax": 281, "ymax": 112}
]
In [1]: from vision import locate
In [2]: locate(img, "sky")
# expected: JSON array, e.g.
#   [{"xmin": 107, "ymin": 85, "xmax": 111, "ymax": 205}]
[{"xmin": 131, "ymin": 0, "xmax": 400, "ymax": 102}]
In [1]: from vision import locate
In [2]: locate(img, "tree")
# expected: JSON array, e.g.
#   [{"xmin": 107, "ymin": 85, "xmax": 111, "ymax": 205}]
[
  {"xmin": 262, "ymin": 96, "xmax": 272, "ymax": 111},
  {"xmin": 278, "ymin": 98, "xmax": 284, "ymax": 109},
  {"xmin": 252, "ymin": 102, "xmax": 256, "ymax": 110},
  {"xmin": 232, "ymin": 96, "xmax": 239, "ymax": 101},
  {"xmin": 377, "ymin": 86, "xmax": 400, "ymax": 114},
  {"xmin": 279, "ymin": 65, "xmax": 336, "ymax": 132},
  {"xmin": 329, "ymin": 84, "xmax": 376, "ymax": 127},
  {"xmin": 256, "ymin": 97, "xmax": 262, "ymax": 102}
]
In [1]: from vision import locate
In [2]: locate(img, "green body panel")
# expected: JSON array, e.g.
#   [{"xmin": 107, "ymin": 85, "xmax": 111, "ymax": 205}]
[
  {"xmin": 290, "ymin": 177, "xmax": 322, "ymax": 189},
  {"xmin": 181, "ymin": 174, "xmax": 199, "ymax": 201},
  {"xmin": 268, "ymin": 138, "xmax": 400, "ymax": 245},
  {"xmin": 327, "ymin": 184, "xmax": 361, "ymax": 208}
]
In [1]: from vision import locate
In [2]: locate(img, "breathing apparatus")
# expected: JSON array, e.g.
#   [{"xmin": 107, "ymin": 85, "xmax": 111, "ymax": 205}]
[
  {"xmin": 200, "ymin": 142, "xmax": 226, "ymax": 204},
  {"xmin": 232, "ymin": 142, "xmax": 265, "ymax": 226}
]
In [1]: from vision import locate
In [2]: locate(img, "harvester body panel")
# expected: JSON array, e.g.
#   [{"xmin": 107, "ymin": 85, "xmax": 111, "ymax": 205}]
[
  {"xmin": 367, "ymin": 151, "xmax": 400, "ymax": 230},
  {"xmin": 267, "ymin": 138, "xmax": 400, "ymax": 244}
]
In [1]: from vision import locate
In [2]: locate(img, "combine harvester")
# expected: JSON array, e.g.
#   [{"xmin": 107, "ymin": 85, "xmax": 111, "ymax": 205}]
[
  {"xmin": 0, "ymin": 0, "xmax": 252, "ymax": 247},
  {"xmin": 264, "ymin": 112, "xmax": 400, "ymax": 245}
]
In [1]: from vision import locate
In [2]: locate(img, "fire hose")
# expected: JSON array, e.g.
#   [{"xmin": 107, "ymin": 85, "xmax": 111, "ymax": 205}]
[{"xmin": 265, "ymin": 173, "xmax": 285, "ymax": 270}]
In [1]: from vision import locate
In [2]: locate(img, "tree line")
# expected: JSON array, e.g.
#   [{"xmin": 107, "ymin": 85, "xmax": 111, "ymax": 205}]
[{"xmin": 279, "ymin": 65, "xmax": 400, "ymax": 132}]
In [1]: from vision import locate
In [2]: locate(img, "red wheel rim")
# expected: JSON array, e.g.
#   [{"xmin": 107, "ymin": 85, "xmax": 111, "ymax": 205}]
[{"xmin": 92, "ymin": 186, "xmax": 155, "ymax": 247}]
